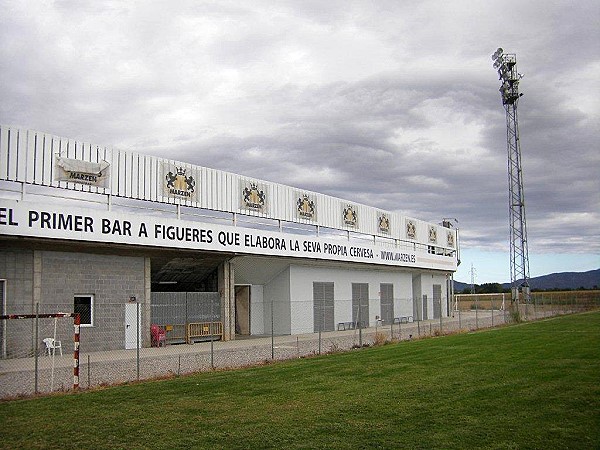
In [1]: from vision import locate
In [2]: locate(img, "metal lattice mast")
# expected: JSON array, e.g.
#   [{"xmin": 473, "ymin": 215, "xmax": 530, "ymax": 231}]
[{"xmin": 492, "ymin": 48, "xmax": 531, "ymax": 303}]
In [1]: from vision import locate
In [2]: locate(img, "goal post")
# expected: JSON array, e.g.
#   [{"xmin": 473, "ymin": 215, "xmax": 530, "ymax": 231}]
[{"xmin": 0, "ymin": 312, "xmax": 80, "ymax": 391}]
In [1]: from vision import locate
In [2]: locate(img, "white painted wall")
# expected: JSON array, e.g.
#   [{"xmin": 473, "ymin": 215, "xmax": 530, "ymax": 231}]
[
  {"xmin": 250, "ymin": 285, "xmax": 264, "ymax": 335},
  {"xmin": 263, "ymin": 267, "xmax": 291, "ymax": 335},
  {"xmin": 413, "ymin": 272, "xmax": 449, "ymax": 319},
  {"xmin": 240, "ymin": 257, "xmax": 449, "ymax": 336},
  {"xmin": 412, "ymin": 274, "xmax": 422, "ymax": 319},
  {"xmin": 289, "ymin": 264, "xmax": 415, "ymax": 334}
]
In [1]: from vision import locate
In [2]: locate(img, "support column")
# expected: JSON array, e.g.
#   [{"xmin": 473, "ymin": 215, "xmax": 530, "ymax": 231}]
[
  {"xmin": 143, "ymin": 257, "xmax": 152, "ymax": 347},
  {"xmin": 218, "ymin": 260, "xmax": 235, "ymax": 341}
]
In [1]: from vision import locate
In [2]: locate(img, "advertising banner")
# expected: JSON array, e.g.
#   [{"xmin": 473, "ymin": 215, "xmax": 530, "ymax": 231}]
[{"xmin": 0, "ymin": 200, "xmax": 457, "ymax": 271}]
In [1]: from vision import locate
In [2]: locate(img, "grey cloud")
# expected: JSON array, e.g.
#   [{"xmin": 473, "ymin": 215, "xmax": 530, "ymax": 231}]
[{"xmin": 0, "ymin": 0, "xmax": 598, "ymax": 261}]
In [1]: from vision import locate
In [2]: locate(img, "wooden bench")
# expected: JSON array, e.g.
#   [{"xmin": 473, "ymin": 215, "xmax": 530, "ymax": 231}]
[
  {"xmin": 186, "ymin": 321, "xmax": 223, "ymax": 344},
  {"xmin": 393, "ymin": 316, "xmax": 413, "ymax": 324},
  {"xmin": 337, "ymin": 321, "xmax": 361, "ymax": 331}
]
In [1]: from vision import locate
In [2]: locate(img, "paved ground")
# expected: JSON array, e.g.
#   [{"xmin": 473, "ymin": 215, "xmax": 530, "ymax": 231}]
[{"xmin": 0, "ymin": 308, "xmax": 561, "ymax": 399}]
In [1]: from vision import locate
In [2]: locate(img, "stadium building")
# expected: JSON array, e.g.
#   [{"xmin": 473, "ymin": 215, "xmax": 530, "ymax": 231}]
[{"xmin": 0, "ymin": 125, "xmax": 459, "ymax": 353}]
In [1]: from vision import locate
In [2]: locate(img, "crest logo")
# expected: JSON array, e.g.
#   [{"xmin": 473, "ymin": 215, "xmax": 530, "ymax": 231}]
[
  {"xmin": 165, "ymin": 166, "xmax": 195, "ymax": 198},
  {"xmin": 343, "ymin": 204, "xmax": 358, "ymax": 228},
  {"xmin": 242, "ymin": 182, "xmax": 266, "ymax": 211},
  {"xmin": 378, "ymin": 213, "xmax": 390, "ymax": 234},
  {"xmin": 297, "ymin": 194, "xmax": 316, "ymax": 220},
  {"xmin": 428, "ymin": 225, "xmax": 437, "ymax": 244},
  {"xmin": 447, "ymin": 231, "xmax": 455, "ymax": 248},
  {"xmin": 406, "ymin": 220, "xmax": 416, "ymax": 240}
]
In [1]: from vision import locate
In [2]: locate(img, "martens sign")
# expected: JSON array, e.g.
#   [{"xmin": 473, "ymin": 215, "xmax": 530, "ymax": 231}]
[{"xmin": 0, "ymin": 200, "xmax": 456, "ymax": 271}]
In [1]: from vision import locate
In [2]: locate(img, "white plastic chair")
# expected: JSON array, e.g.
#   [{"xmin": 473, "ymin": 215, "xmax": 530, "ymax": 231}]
[{"xmin": 43, "ymin": 338, "xmax": 62, "ymax": 356}]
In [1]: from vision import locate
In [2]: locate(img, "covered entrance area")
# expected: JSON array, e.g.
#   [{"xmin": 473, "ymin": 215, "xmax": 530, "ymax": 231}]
[{"xmin": 149, "ymin": 251, "xmax": 234, "ymax": 342}]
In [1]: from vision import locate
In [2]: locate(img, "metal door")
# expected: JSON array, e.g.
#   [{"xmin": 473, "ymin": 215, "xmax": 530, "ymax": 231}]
[
  {"xmin": 125, "ymin": 303, "xmax": 141, "ymax": 349},
  {"xmin": 352, "ymin": 283, "xmax": 369, "ymax": 327},
  {"xmin": 380, "ymin": 283, "xmax": 394, "ymax": 324},
  {"xmin": 313, "ymin": 282, "xmax": 334, "ymax": 332}
]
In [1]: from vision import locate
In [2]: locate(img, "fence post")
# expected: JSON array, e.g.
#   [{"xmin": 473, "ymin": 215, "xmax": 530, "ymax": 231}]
[
  {"xmin": 318, "ymin": 324, "xmax": 322, "ymax": 355},
  {"xmin": 491, "ymin": 296, "xmax": 494, "ymax": 326},
  {"xmin": 439, "ymin": 296, "xmax": 443, "ymax": 335},
  {"xmin": 475, "ymin": 296, "xmax": 479, "ymax": 329},
  {"xmin": 210, "ymin": 298, "xmax": 215, "ymax": 369},
  {"xmin": 358, "ymin": 303, "xmax": 363, "ymax": 347},
  {"xmin": 271, "ymin": 297, "xmax": 274, "ymax": 360},
  {"xmin": 136, "ymin": 302, "xmax": 140, "ymax": 381},
  {"xmin": 34, "ymin": 302, "xmax": 39, "ymax": 394},
  {"xmin": 417, "ymin": 297, "xmax": 421, "ymax": 337}
]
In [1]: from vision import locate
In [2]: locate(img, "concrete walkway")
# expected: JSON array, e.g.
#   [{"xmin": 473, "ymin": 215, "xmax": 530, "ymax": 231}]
[{"xmin": 2, "ymin": 308, "xmax": 563, "ymax": 398}]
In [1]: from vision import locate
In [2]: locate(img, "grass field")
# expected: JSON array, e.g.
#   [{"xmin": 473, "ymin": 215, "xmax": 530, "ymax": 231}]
[{"xmin": 1, "ymin": 312, "xmax": 599, "ymax": 449}]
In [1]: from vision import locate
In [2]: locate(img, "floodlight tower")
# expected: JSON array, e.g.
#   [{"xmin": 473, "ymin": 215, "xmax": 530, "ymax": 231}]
[{"xmin": 491, "ymin": 48, "xmax": 531, "ymax": 304}]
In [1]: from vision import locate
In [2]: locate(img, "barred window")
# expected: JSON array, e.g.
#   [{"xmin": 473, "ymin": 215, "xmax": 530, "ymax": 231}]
[{"xmin": 74, "ymin": 295, "xmax": 94, "ymax": 327}]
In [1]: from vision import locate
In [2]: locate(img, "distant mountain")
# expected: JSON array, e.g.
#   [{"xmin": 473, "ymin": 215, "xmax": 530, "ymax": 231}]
[{"xmin": 454, "ymin": 269, "xmax": 599, "ymax": 292}]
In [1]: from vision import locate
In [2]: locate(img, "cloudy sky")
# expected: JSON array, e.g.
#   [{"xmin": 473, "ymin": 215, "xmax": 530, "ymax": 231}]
[{"xmin": 1, "ymin": 0, "xmax": 598, "ymax": 283}]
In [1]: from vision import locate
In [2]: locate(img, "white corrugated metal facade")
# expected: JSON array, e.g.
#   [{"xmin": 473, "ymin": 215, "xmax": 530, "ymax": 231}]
[
  {"xmin": 1, "ymin": 125, "xmax": 459, "ymax": 346},
  {"xmin": 0, "ymin": 125, "xmax": 456, "ymax": 253}
]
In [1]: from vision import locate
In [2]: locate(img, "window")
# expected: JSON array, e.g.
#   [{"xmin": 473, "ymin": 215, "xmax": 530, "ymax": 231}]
[{"xmin": 74, "ymin": 295, "xmax": 94, "ymax": 326}]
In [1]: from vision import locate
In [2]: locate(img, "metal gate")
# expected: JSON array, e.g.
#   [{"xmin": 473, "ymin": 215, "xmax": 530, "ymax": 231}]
[{"xmin": 151, "ymin": 292, "xmax": 220, "ymax": 343}]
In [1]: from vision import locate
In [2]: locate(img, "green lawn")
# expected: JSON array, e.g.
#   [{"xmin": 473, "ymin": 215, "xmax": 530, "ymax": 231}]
[{"xmin": 1, "ymin": 312, "xmax": 599, "ymax": 449}]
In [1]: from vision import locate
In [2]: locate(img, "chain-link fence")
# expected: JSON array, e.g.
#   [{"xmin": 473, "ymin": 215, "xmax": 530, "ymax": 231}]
[{"xmin": 1, "ymin": 292, "xmax": 598, "ymax": 399}]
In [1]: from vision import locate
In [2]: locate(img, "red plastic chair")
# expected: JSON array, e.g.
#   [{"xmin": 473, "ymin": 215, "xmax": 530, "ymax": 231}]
[{"xmin": 150, "ymin": 324, "xmax": 166, "ymax": 347}]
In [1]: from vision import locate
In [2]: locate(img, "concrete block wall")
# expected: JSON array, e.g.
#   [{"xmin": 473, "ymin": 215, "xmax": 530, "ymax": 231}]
[
  {"xmin": 0, "ymin": 248, "xmax": 34, "ymax": 314},
  {"xmin": 0, "ymin": 248, "xmax": 35, "ymax": 357},
  {"xmin": 40, "ymin": 251, "xmax": 146, "ymax": 352}
]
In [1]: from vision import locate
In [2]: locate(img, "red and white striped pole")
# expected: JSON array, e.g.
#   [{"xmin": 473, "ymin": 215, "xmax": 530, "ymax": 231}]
[{"xmin": 73, "ymin": 313, "xmax": 80, "ymax": 389}]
